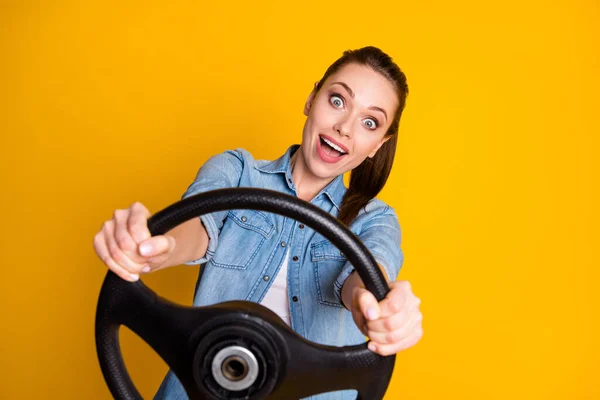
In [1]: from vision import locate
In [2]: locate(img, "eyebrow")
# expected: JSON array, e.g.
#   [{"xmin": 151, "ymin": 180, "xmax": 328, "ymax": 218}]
[{"xmin": 330, "ymin": 81, "xmax": 388, "ymax": 122}]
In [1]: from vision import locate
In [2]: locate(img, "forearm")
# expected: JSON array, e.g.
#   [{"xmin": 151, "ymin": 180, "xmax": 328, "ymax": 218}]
[{"xmin": 154, "ymin": 217, "xmax": 209, "ymax": 270}]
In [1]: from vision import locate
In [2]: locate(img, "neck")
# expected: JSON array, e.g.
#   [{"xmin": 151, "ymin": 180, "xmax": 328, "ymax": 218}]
[{"xmin": 290, "ymin": 146, "xmax": 336, "ymax": 202}]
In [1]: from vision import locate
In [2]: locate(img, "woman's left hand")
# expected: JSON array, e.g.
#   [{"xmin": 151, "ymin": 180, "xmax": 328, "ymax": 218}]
[{"xmin": 350, "ymin": 280, "xmax": 423, "ymax": 356}]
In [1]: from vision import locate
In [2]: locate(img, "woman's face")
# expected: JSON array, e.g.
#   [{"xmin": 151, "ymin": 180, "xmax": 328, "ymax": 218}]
[{"xmin": 300, "ymin": 62, "xmax": 399, "ymax": 180}]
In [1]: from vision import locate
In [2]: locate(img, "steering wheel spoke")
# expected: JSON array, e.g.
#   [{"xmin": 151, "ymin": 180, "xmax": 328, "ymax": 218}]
[
  {"xmin": 267, "ymin": 330, "xmax": 395, "ymax": 399},
  {"xmin": 96, "ymin": 271, "xmax": 213, "ymax": 398}
]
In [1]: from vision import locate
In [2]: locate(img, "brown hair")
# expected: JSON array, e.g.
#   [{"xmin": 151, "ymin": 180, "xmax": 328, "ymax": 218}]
[{"xmin": 314, "ymin": 46, "xmax": 409, "ymax": 226}]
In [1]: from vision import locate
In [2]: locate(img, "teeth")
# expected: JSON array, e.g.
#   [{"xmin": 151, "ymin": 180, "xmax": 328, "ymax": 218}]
[{"xmin": 322, "ymin": 137, "xmax": 347, "ymax": 154}]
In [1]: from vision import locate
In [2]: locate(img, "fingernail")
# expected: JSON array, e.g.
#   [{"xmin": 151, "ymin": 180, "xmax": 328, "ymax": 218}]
[
  {"xmin": 139, "ymin": 243, "xmax": 152, "ymax": 256},
  {"xmin": 368, "ymin": 342, "xmax": 377, "ymax": 352},
  {"xmin": 130, "ymin": 273, "xmax": 139, "ymax": 281},
  {"xmin": 366, "ymin": 307, "xmax": 378, "ymax": 321},
  {"xmin": 142, "ymin": 266, "xmax": 151, "ymax": 273}
]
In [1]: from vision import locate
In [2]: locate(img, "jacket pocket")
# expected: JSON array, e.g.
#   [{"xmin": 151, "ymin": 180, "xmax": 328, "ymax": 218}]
[
  {"xmin": 311, "ymin": 240, "xmax": 347, "ymax": 308},
  {"xmin": 210, "ymin": 209, "xmax": 275, "ymax": 270}
]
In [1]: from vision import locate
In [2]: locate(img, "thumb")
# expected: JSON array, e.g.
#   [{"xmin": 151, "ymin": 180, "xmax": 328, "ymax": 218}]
[
  {"xmin": 354, "ymin": 287, "xmax": 381, "ymax": 322},
  {"xmin": 138, "ymin": 235, "xmax": 176, "ymax": 258}
]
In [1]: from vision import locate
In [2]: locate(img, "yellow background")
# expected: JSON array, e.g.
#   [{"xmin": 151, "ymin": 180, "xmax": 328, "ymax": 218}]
[{"xmin": 1, "ymin": 0, "xmax": 598, "ymax": 398}]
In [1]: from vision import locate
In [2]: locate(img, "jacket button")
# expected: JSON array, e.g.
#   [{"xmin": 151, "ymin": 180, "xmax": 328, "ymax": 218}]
[
  {"xmin": 298, "ymin": 224, "xmax": 305, "ymax": 229},
  {"xmin": 280, "ymin": 241, "xmax": 286, "ymax": 247},
  {"xmin": 241, "ymin": 216, "xmax": 247, "ymax": 222},
  {"xmin": 263, "ymin": 275, "xmax": 270, "ymax": 281},
  {"xmin": 292, "ymin": 296, "xmax": 299, "ymax": 302},
  {"xmin": 292, "ymin": 256, "xmax": 299, "ymax": 262}
]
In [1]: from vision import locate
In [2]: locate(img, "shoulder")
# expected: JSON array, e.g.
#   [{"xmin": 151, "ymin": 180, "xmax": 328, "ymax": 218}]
[
  {"xmin": 212, "ymin": 145, "xmax": 296, "ymax": 174},
  {"xmin": 215, "ymin": 148, "xmax": 276, "ymax": 169},
  {"xmin": 212, "ymin": 148, "xmax": 253, "ymax": 164},
  {"xmin": 358, "ymin": 198, "xmax": 397, "ymax": 218},
  {"xmin": 350, "ymin": 198, "xmax": 401, "ymax": 232},
  {"xmin": 253, "ymin": 154, "xmax": 282, "ymax": 171},
  {"xmin": 201, "ymin": 148, "xmax": 256, "ymax": 172}
]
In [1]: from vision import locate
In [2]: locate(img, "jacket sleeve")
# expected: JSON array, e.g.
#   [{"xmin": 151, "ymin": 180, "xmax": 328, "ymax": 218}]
[
  {"xmin": 333, "ymin": 202, "xmax": 404, "ymax": 304},
  {"xmin": 181, "ymin": 149, "xmax": 245, "ymax": 265}
]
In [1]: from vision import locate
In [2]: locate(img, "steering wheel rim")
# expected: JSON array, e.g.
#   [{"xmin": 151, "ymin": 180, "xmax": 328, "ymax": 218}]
[{"xmin": 96, "ymin": 187, "xmax": 395, "ymax": 399}]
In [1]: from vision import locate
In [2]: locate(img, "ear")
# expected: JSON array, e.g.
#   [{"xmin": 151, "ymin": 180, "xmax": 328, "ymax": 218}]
[
  {"xmin": 368, "ymin": 136, "xmax": 390, "ymax": 158},
  {"xmin": 303, "ymin": 81, "xmax": 320, "ymax": 116}
]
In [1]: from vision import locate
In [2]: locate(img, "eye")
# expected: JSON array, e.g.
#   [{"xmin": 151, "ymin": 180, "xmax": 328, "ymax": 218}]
[
  {"xmin": 329, "ymin": 94, "xmax": 344, "ymax": 109},
  {"xmin": 363, "ymin": 118, "xmax": 378, "ymax": 130}
]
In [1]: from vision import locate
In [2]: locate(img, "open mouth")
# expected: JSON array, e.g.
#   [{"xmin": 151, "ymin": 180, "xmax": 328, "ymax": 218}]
[{"xmin": 319, "ymin": 135, "xmax": 347, "ymax": 158}]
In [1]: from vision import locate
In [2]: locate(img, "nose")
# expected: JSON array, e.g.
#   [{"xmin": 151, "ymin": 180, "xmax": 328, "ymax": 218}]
[{"xmin": 333, "ymin": 117, "xmax": 352, "ymax": 138}]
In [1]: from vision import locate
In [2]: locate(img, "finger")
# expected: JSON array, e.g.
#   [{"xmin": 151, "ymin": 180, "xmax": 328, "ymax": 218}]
[
  {"xmin": 368, "ymin": 325, "xmax": 423, "ymax": 356},
  {"xmin": 138, "ymin": 235, "xmax": 175, "ymax": 258},
  {"xmin": 367, "ymin": 309, "xmax": 423, "ymax": 345},
  {"xmin": 378, "ymin": 280, "xmax": 411, "ymax": 318},
  {"xmin": 94, "ymin": 229, "xmax": 140, "ymax": 282},
  {"xmin": 127, "ymin": 202, "xmax": 152, "ymax": 243},
  {"xmin": 365, "ymin": 329, "xmax": 397, "ymax": 345},
  {"xmin": 354, "ymin": 316, "xmax": 369, "ymax": 336},
  {"xmin": 350, "ymin": 308, "xmax": 369, "ymax": 336},
  {"xmin": 366, "ymin": 310, "xmax": 407, "ymax": 334},
  {"xmin": 104, "ymin": 220, "xmax": 149, "ymax": 275},
  {"xmin": 353, "ymin": 286, "xmax": 381, "ymax": 322},
  {"xmin": 113, "ymin": 209, "xmax": 148, "ymax": 264},
  {"xmin": 367, "ymin": 295, "xmax": 420, "ymax": 333}
]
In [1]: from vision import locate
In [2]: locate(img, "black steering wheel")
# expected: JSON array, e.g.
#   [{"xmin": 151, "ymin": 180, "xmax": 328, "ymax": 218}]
[{"xmin": 95, "ymin": 188, "xmax": 395, "ymax": 399}]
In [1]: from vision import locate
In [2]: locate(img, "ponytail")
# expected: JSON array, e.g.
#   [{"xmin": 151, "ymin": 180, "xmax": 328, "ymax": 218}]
[{"xmin": 338, "ymin": 134, "xmax": 398, "ymax": 226}]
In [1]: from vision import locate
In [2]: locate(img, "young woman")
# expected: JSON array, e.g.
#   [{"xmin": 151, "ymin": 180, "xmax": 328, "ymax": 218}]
[{"xmin": 93, "ymin": 46, "xmax": 423, "ymax": 400}]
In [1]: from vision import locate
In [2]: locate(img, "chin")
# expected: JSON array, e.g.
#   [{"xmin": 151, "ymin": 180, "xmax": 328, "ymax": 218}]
[
  {"xmin": 312, "ymin": 158, "xmax": 348, "ymax": 180},
  {"xmin": 303, "ymin": 153, "xmax": 336, "ymax": 180}
]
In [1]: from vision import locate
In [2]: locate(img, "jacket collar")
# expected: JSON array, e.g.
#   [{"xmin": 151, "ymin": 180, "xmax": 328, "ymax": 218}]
[{"xmin": 255, "ymin": 145, "xmax": 346, "ymax": 210}]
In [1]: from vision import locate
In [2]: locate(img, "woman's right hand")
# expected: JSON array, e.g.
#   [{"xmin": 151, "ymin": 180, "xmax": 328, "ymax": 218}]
[{"xmin": 93, "ymin": 202, "xmax": 176, "ymax": 282}]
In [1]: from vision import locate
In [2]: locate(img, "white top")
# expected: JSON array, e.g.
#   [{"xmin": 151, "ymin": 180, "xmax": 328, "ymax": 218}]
[{"xmin": 259, "ymin": 250, "xmax": 291, "ymax": 326}]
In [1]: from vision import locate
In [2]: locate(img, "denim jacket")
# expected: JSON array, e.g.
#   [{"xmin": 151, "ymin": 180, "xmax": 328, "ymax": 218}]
[{"xmin": 154, "ymin": 145, "xmax": 404, "ymax": 400}]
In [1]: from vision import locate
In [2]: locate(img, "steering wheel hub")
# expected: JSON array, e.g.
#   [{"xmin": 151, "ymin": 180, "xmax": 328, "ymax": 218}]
[
  {"xmin": 191, "ymin": 314, "xmax": 282, "ymax": 399},
  {"xmin": 213, "ymin": 347, "xmax": 257, "ymax": 388}
]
